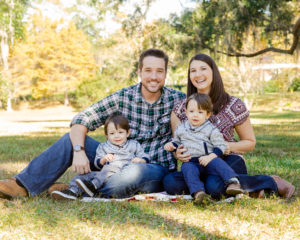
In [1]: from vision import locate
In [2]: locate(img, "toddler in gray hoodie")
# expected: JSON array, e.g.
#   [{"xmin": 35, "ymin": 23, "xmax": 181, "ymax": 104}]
[
  {"xmin": 164, "ymin": 93, "xmax": 243, "ymax": 204},
  {"xmin": 51, "ymin": 113, "xmax": 149, "ymax": 200}
]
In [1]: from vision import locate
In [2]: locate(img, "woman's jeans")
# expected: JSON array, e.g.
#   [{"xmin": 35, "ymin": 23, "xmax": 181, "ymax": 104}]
[
  {"xmin": 15, "ymin": 133, "xmax": 168, "ymax": 197},
  {"xmin": 163, "ymin": 154, "xmax": 278, "ymax": 199}
]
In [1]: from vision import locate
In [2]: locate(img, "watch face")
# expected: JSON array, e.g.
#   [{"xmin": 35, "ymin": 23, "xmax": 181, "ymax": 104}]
[{"xmin": 74, "ymin": 145, "xmax": 81, "ymax": 151}]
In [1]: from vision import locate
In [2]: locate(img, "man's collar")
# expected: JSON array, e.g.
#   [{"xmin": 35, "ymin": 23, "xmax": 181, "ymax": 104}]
[
  {"xmin": 135, "ymin": 83, "xmax": 143, "ymax": 103},
  {"xmin": 135, "ymin": 83, "xmax": 166, "ymax": 104}
]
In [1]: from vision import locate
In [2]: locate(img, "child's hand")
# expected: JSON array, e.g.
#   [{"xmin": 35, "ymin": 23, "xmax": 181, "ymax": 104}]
[
  {"xmin": 164, "ymin": 142, "xmax": 176, "ymax": 151},
  {"xmin": 100, "ymin": 154, "xmax": 114, "ymax": 165},
  {"xmin": 198, "ymin": 153, "xmax": 217, "ymax": 167},
  {"xmin": 131, "ymin": 157, "xmax": 146, "ymax": 163}
]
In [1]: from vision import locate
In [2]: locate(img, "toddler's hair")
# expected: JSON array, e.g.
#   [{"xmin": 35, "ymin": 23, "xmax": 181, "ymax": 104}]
[
  {"xmin": 104, "ymin": 113, "xmax": 130, "ymax": 135},
  {"xmin": 185, "ymin": 93, "xmax": 213, "ymax": 113}
]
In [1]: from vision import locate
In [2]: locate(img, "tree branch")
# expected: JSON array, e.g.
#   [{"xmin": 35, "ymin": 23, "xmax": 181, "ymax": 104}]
[{"xmin": 204, "ymin": 18, "xmax": 300, "ymax": 58}]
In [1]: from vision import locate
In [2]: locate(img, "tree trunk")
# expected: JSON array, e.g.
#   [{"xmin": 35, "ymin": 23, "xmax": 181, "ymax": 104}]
[
  {"xmin": 6, "ymin": 92, "xmax": 12, "ymax": 112},
  {"xmin": 0, "ymin": 0, "xmax": 15, "ymax": 111},
  {"xmin": 64, "ymin": 90, "xmax": 69, "ymax": 106},
  {"xmin": 0, "ymin": 30, "xmax": 12, "ymax": 111}
]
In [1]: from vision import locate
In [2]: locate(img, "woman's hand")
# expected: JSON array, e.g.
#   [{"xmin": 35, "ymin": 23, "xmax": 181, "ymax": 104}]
[
  {"xmin": 175, "ymin": 144, "xmax": 191, "ymax": 162},
  {"xmin": 199, "ymin": 153, "xmax": 217, "ymax": 166},
  {"xmin": 224, "ymin": 142, "xmax": 231, "ymax": 155}
]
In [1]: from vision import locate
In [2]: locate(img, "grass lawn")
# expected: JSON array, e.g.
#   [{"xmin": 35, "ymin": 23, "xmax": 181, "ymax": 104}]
[{"xmin": 0, "ymin": 108, "xmax": 299, "ymax": 239}]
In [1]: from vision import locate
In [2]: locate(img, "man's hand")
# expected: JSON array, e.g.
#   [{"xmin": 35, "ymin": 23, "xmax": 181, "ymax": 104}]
[
  {"xmin": 72, "ymin": 151, "xmax": 91, "ymax": 174},
  {"xmin": 164, "ymin": 142, "xmax": 176, "ymax": 152},
  {"xmin": 175, "ymin": 144, "xmax": 191, "ymax": 162},
  {"xmin": 198, "ymin": 153, "xmax": 217, "ymax": 167},
  {"xmin": 131, "ymin": 157, "xmax": 146, "ymax": 163},
  {"xmin": 100, "ymin": 154, "xmax": 115, "ymax": 165}
]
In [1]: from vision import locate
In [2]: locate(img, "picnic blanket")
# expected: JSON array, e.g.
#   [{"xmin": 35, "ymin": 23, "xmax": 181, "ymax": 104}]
[{"xmin": 81, "ymin": 191, "xmax": 246, "ymax": 203}]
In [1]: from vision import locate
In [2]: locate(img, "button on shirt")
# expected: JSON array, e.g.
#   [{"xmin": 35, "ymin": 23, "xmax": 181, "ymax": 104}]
[{"xmin": 71, "ymin": 83, "xmax": 186, "ymax": 171}]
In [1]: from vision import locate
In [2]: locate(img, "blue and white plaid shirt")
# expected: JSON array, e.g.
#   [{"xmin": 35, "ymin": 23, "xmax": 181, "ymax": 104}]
[{"xmin": 71, "ymin": 83, "xmax": 186, "ymax": 171}]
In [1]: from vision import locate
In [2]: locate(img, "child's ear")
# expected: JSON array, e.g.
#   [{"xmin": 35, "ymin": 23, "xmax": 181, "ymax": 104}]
[
  {"xmin": 206, "ymin": 112, "xmax": 212, "ymax": 119},
  {"xmin": 127, "ymin": 130, "xmax": 131, "ymax": 137}
]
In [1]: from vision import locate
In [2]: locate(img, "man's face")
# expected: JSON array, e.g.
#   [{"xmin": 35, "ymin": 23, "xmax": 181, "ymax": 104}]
[{"xmin": 138, "ymin": 56, "xmax": 166, "ymax": 94}]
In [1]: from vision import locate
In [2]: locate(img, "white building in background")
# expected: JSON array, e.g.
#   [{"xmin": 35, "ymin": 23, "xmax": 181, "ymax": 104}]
[{"xmin": 252, "ymin": 63, "xmax": 300, "ymax": 82}]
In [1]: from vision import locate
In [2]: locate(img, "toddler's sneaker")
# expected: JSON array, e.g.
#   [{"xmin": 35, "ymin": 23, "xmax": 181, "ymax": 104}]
[
  {"xmin": 76, "ymin": 179, "xmax": 98, "ymax": 197},
  {"xmin": 51, "ymin": 189, "xmax": 78, "ymax": 200},
  {"xmin": 226, "ymin": 182, "xmax": 244, "ymax": 195}
]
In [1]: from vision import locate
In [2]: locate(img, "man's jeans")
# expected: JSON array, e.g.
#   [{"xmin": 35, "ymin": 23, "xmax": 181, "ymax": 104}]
[
  {"xmin": 16, "ymin": 133, "xmax": 168, "ymax": 197},
  {"xmin": 163, "ymin": 154, "xmax": 278, "ymax": 199}
]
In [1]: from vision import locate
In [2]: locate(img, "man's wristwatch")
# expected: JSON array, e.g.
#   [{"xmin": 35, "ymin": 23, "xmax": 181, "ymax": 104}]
[{"xmin": 73, "ymin": 145, "xmax": 85, "ymax": 152}]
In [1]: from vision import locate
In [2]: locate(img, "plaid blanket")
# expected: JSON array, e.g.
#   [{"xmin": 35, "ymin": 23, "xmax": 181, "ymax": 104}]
[{"xmin": 81, "ymin": 191, "xmax": 245, "ymax": 203}]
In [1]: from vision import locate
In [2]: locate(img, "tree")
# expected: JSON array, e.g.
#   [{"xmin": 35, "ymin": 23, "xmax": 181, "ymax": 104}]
[
  {"xmin": 10, "ymin": 14, "xmax": 97, "ymax": 105},
  {"xmin": 170, "ymin": 0, "xmax": 300, "ymax": 57},
  {"xmin": 0, "ymin": 0, "xmax": 28, "ymax": 110}
]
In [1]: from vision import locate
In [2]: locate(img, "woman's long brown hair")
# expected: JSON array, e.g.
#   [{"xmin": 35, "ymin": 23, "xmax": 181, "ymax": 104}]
[{"xmin": 187, "ymin": 54, "xmax": 230, "ymax": 114}]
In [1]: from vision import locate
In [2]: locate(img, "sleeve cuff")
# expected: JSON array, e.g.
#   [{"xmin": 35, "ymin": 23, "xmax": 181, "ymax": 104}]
[
  {"xmin": 142, "ymin": 157, "xmax": 150, "ymax": 163},
  {"xmin": 94, "ymin": 158, "xmax": 104, "ymax": 170},
  {"xmin": 171, "ymin": 142, "xmax": 179, "ymax": 152},
  {"xmin": 212, "ymin": 147, "xmax": 223, "ymax": 157}
]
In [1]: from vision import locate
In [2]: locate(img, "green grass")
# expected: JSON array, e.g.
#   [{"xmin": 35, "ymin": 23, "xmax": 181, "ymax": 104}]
[{"xmin": 0, "ymin": 112, "xmax": 299, "ymax": 240}]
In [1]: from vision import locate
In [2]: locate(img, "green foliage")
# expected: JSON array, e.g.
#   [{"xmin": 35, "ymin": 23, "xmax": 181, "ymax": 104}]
[
  {"xmin": 289, "ymin": 77, "xmax": 300, "ymax": 91},
  {"xmin": 0, "ymin": 0, "xmax": 29, "ymax": 41},
  {"xmin": 263, "ymin": 80, "xmax": 280, "ymax": 93},
  {"xmin": 167, "ymin": 0, "xmax": 298, "ymax": 56},
  {"xmin": 0, "ymin": 75, "xmax": 8, "ymax": 107},
  {"xmin": 74, "ymin": 72, "xmax": 134, "ymax": 108}
]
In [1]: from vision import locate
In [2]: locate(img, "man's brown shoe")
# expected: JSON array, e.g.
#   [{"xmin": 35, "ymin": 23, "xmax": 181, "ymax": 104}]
[
  {"xmin": 271, "ymin": 175, "xmax": 295, "ymax": 199},
  {"xmin": 0, "ymin": 178, "xmax": 28, "ymax": 199},
  {"xmin": 48, "ymin": 182, "xmax": 69, "ymax": 195}
]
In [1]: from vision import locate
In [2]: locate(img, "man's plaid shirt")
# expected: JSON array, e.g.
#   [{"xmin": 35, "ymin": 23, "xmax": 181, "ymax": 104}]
[{"xmin": 71, "ymin": 83, "xmax": 186, "ymax": 171}]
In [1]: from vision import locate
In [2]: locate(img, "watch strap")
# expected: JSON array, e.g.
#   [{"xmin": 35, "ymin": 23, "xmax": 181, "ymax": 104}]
[{"xmin": 73, "ymin": 145, "xmax": 85, "ymax": 152}]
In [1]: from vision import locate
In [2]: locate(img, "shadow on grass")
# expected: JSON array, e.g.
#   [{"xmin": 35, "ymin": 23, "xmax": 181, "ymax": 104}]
[
  {"xmin": 2, "ymin": 198, "xmax": 231, "ymax": 240},
  {"xmin": 3, "ymin": 196, "xmax": 298, "ymax": 239}
]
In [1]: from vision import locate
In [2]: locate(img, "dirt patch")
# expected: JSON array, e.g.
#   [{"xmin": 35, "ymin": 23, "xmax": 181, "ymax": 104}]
[{"xmin": 0, "ymin": 105, "xmax": 77, "ymax": 136}]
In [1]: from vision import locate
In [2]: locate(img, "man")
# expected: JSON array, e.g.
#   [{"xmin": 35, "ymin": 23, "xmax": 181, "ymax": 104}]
[{"xmin": 0, "ymin": 49, "xmax": 186, "ymax": 199}]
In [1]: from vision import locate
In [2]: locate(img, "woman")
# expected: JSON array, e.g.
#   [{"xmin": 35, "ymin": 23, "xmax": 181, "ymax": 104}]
[{"xmin": 163, "ymin": 53, "xmax": 295, "ymax": 199}]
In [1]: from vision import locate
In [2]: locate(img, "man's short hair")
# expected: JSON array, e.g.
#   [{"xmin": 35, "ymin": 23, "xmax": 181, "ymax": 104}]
[
  {"xmin": 186, "ymin": 93, "xmax": 213, "ymax": 113},
  {"xmin": 104, "ymin": 113, "xmax": 130, "ymax": 135},
  {"xmin": 138, "ymin": 48, "xmax": 168, "ymax": 71}
]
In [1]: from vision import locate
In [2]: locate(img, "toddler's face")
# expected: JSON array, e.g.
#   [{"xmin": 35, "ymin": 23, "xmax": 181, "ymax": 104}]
[
  {"xmin": 106, "ymin": 122, "xmax": 129, "ymax": 146},
  {"xmin": 186, "ymin": 99, "xmax": 210, "ymax": 127}
]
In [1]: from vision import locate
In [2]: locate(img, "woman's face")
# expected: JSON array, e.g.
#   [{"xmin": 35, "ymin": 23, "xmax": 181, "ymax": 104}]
[{"xmin": 189, "ymin": 60, "xmax": 213, "ymax": 94}]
